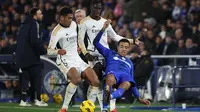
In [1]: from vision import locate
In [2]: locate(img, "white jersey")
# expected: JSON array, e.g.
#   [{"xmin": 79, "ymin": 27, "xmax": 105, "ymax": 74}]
[
  {"xmin": 48, "ymin": 21, "xmax": 79, "ymax": 59},
  {"xmin": 48, "ymin": 21, "xmax": 89, "ymax": 75},
  {"xmin": 78, "ymin": 16, "xmax": 123, "ymax": 58}
]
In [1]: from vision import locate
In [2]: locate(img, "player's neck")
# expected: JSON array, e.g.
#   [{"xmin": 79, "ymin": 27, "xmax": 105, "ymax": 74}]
[
  {"xmin": 90, "ymin": 15, "xmax": 101, "ymax": 20},
  {"xmin": 59, "ymin": 23, "xmax": 69, "ymax": 28}
]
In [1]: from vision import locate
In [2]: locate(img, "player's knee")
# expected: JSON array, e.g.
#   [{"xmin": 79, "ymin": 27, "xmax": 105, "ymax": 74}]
[
  {"xmin": 105, "ymin": 78, "xmax": 114, "ymax": 86},
  {"xmin": 105, "ymin": 74, "xmax": 115, "ymax": 86},
  {"xmin": 119, "ymin": 82, "xmax": 131, "ymax": 91},
  {"xmin": 91, "ymin": 78, "xmax": 99, "ymax": 87},
  {"xmin": 71, "ymin": 76, "xmax": 82, "ymax": 85}
]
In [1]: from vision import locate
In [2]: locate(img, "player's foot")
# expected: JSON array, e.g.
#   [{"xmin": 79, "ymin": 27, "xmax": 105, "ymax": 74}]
[
  {"xmin": 111, "ymin": 108, "xmax": 117, "ymax": 112},
  {"xmin": 103, "ymin": 85, "xmax": 111, "ymax": 105},
  {"xmin": 58, "ymin": 108, "xmax": 67, "ymax": 112},
  {"xmin": 35, "ymin": 99, "xmax": 48, "ymax": 106},
  {"xmin": 19, "ymin": 100, "xmax": 32, "ymax": 106}
]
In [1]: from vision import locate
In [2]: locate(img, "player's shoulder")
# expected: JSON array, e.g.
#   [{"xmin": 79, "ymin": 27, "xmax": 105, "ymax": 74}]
[
  {"xmin": 71, "ymin": 21, "xmax": 77, "ymax": 26},
  {"xmin": 52, "ymin": 24, "xmax": 63, "ymax": 36},
  {"xmin": 100, "ymin": 17, "xmax": 107, "ymax": 22},
  {"xmin": 80, "ymin": 16, "xmax": 92, "ymax": 24}
]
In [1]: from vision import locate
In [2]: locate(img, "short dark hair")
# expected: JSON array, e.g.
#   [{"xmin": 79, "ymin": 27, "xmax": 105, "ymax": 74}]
[
  {"xmin": 91, "ymin": 0, "xmax": 103, "ymax": 6},
  {"xmin": 118, "ymin": 39, "xmax": 130, "ymax": 46},
  {"xmin": 29, "ymin": 7, "xmax": 40, "ymax": 17},
  {"xmin": 59, "ymin": 6, "xmax": 73, "ymax": 16}
]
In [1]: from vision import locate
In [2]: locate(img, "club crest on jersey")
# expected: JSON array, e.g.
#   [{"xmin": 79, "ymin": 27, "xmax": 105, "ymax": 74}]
[
  {"xmin": 92, "ymin": 25, "xmax": 96, "ymax": 28},
  {"xmin": 66, "ymin": 33, "xmax": 69, "ymax": 36}
]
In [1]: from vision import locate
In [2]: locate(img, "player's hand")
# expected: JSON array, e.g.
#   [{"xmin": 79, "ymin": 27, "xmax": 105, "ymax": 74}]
[
  {"xmin": 103, "ymin": 19, "xmax": 112, "ymax": 30},
  {"xmin": 58, "ymin": 49, "xmax": 66, "ymax": 55},
  {"xmin": 85, "ymin": 53, "xmax": 94, "ymax": 61},
  {"xmin": 138, "ymin": 98, "xmax": 151, "ymax": 106},
  {"xmin": 77, "ymin": 47, "xmax": 81, "ymax": 54},
  {"xmin": 135, "ymin": 37, "xmax": 143, "ymax": 46}
]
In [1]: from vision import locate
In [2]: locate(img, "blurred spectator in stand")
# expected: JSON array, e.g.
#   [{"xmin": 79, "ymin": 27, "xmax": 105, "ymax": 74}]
[
  {"xmin": 172, "ymin": 0, "xmax": 183, "ymax": 20},
  {"xmin": 132, "ymin": 50, "xmax": 154, "ymax": 87},
  {"xmin": 159, "ymin": 24, "xmax": 167, "ymax": 40},
  {"xmin": 42, "ymin": 2, "xmax": 55, "ymax": 28},
  {"xmin": 174, "ymin": 28, "xmax": 185, "ymax": 44},
  {"xmin": 161, "ymin": 36, "xmax": 177, "ymax": 65},
  {"xmin": 102, "ymin": 3, "xmax": 114, "ymax": 20},
  {"xmin": 191, "ymin": 23, "xmax": 200, "ymax": 47},
  {"xmin": 176, "ymin": 39, "xmax": 187, "ymax": 65},
  {"xmin": 4, "ymin": 80, "xmax": 13, "ymax": 90},
  {"xmin": 144, "ymin": 30, "xmax": 156, "ymax": 54},
  {"xmin": 13, "ymin": 80, "xmax": 20, "ymax": 97},
  {"xmin": 153, "ymin": 35, "xmax": 164, "ymax": 55}
]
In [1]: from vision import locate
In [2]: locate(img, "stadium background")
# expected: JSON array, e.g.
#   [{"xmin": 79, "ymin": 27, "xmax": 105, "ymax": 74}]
[{"xmin": 0, "ymin": 0, "xmax": 200, "ymax": 112}]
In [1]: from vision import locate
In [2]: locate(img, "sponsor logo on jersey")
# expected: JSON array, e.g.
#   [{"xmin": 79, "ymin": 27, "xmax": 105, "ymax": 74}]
[
  {"xmin": 92, "ymin": 29, "xmax": 100, "ymax": 33},
  {"xmin": 113, "ymin": 56, "xmax": 131, "ymax": 68}
]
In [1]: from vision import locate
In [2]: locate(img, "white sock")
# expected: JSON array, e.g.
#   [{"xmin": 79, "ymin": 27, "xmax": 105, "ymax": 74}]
[
  {"xmin": 110, "ymin": 99, "xmax": 116, "ymax": 111},
  {"xmin": 87, "ymin": 85, "xmax": 98, "ymax": 103},
  {"xmin": 110, "ymin": 89, "xmax": 116, "ymax": 111},
  {"xmin": 62, "ymin": 83, "xmax": 77, "ymax": 109},
  {"xmin": 97, "ymin": 88, "xmax": 103, "ymax": 111}
]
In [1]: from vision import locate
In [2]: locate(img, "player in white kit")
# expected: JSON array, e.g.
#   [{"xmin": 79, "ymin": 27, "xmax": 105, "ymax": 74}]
[
  {"xmin": 47, "ymin": 7, "xmax": 99, "ymax": 112},
  {"xmin": 78, "ymin": 0, "xmax": 129, "ymax": 112}
]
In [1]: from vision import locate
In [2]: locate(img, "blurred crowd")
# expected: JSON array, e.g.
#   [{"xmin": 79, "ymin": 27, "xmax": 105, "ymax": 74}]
[
  {"xmin": 0, "ymin": 0, "xmax": 199, "ymax": 60},
  {"xmin": 0, "ymin": 80, "xmax": 20, "ymax": 97}
]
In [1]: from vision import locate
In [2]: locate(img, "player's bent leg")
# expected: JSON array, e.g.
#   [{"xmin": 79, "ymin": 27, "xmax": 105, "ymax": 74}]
[
  {"xmin": 103, "ymin": 74, "xmax": 116, "ymax": 111},
  {"xmin": 83, "ymin": 67, "xmax": 99, "ymax": 87},
  {"xmin": 60, "ymin": 67, "xmax": 81, "ymax": 112},
  {"xmin": 92, "ymin": 62, "xmax": 104, "ymax": 111},
  {"xmin": 111, "ymin": 81, "xmax": 131, "ymax": 99},
  {"xmin": 83, "ymin": 67, "xmax": 100, "ymax": 104},
  {"xmin": 105, "ymin": 74, "xmax": 116, "ymax": 86}
]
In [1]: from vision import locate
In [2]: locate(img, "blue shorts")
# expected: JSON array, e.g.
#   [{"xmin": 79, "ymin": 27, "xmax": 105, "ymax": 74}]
[{"xmin": 105, "ymin": 71, "xmax": 136, "ymax": 86}]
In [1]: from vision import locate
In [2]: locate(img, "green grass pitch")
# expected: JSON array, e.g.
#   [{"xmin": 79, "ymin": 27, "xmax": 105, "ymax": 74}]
[{"xmin": 0, "ymin": 102, "xmax": 178, "ymax": 112}]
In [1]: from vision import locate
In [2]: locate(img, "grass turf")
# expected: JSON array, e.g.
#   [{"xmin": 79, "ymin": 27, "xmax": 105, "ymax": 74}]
[{"xmin": 0, "ymin": 102, "xmax": 198, "ymax": 112}]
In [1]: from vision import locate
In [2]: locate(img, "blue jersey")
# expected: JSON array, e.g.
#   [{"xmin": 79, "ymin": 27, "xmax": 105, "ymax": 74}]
[{"xmin": 93, "ymin": 30, "xmax": 135, "ymax": 85}]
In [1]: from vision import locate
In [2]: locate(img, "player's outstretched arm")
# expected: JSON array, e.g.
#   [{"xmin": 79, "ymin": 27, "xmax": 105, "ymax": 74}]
[
  {"xmin": 131, "ymin": 87, "xmax": 151, "ymax": 106},
  {"xmin": 93, "ymin": 20, "xmax": 111, "ymax": 57},
  {"xmin": 106, "ymin": 19, "xmax": 142, "ymax": 44}
]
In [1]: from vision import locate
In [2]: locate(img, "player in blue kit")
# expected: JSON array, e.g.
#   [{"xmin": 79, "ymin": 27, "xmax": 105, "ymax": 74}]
[{"xmin": 93, "ymin": 20, "xmax": 151, "ymax": 111}]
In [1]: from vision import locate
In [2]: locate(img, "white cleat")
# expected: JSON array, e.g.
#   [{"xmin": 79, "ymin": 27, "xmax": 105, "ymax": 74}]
[
  {"xmin": 19, "ymin": 100, "xmax": 32, "ymax": 106},
  {"xmin": 35, "ymin": 99, "xmax": 48, "ymax": 107}
]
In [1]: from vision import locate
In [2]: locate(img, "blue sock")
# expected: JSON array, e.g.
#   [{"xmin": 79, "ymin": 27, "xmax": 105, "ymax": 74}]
[{"xmin": 111, "ymin": 88, "xmax": 125, "ymax": 99}]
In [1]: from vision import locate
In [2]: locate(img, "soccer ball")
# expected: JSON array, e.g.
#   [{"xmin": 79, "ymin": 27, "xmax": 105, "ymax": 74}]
[
  {"xmin": 80, "ymin": 100, "xmax": 96, "ymax": 112},
  {"xmin": 40, "ymin": 93, "xmax": 49, "ymax": 103},
  {"xmin": 53, "ymin": 94, "xmax": 63, "ymax": 104}
]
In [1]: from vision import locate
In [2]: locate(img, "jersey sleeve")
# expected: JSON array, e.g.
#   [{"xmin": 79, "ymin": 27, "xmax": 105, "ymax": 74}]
[
  {"xmin": 107, "ymin": 24, "xmax": 124, "ymax": 41},
  {"xmin": 78, "ymin": 21, "xmax": 88, "ymax": 55},
  {"xmin": 93, "ymin": 30, "xmax": 110, "ymax": 57},
  {"xmin": 47, "ymin": 31, "xmax": 60, "ymax": 55}
]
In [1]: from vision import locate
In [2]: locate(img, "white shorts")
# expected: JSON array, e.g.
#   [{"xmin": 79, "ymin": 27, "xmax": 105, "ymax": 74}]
[{"xmin": 57, "ymin": 56, "xmax": 89, "ymax": 78}]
